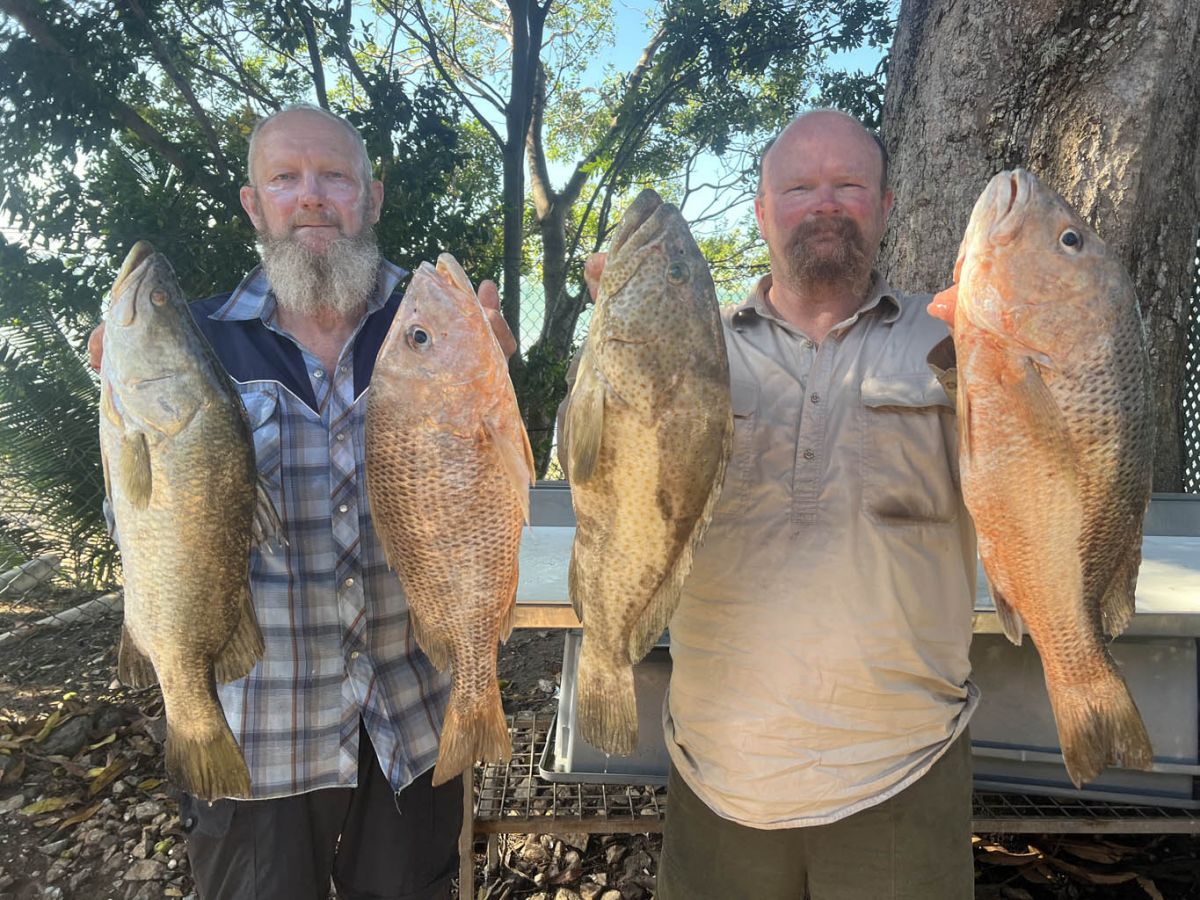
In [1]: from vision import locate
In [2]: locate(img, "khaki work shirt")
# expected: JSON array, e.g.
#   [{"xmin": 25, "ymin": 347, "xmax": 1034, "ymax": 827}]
[{"xmin": 663, "ymin": 274, "xmax": 978, "ymax": 828}]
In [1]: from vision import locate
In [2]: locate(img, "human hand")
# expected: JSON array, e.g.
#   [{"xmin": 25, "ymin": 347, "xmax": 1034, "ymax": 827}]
[
  {"xmin": 88, "ymin": 323, "xmax": 105, "ymax": 371},
  {"xmin": 584, "ymin": 252, "xmax": 607, "ymax": 302},
  {"xmin": 478, "ymin": 279, "xmax": 517, "ymax": 360},
  {"xmin": 927, "ymin": 282, "xmax": 957, "ymax": 325}
]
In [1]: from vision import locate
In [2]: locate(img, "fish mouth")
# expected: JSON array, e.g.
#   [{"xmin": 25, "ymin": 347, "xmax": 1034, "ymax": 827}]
[
  {"xmin": 109, "ymin": 241, "xmax": 158, "ymax": 327},
  {"xmin": 985, "ymin": 169, "xmax": 1032, "ymax": 247},
  {"xmin": 608, "ymin": 189, "xmax": 666, "ymax": 259}
]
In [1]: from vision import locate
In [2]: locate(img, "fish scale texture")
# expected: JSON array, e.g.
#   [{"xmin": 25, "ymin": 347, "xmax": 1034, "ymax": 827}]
[
  {"xmin": 365, "ymin": 257, "xmax": 528, "ymax": 787},
  {"xmin": 101, "ymin": 247, "xmax": 262, "ymax": 801},
  {"xmin": 565, "ymin": 190, "xmax": 732, "ymax": 757},
  {"xmin": 951, "ymin": 170, "xmax": 1154, "ymax": 787}
]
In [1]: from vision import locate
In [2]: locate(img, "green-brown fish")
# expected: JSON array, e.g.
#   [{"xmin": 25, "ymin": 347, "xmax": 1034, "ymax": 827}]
[
  {"xmin": 100, "ymin": 242, "xmax": 278, "ymax": 800},
  {"xmin": 366, "ymin": 254, "xmax": 534, "ymax": 786},
  {"xmin": 929, "ymin": 169, "xmax": 1154, "ymax": 786},
  {"xmin": 562, "ymin": 189, "xmax": 732, "ymax": 755}
]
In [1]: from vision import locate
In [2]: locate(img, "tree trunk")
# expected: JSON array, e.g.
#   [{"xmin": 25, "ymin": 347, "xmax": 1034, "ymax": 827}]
[{"xmin": 880, "ymin": 0, "xmax": 1200, "ymax": 492}]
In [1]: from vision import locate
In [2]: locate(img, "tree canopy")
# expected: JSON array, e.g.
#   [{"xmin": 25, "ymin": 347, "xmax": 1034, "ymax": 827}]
[{"xmin": 0, "ymin": 0, "xmax": 891, "ymax": 580}]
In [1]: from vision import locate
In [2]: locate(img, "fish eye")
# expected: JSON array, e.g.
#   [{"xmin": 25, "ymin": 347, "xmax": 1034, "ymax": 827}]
[
  {"xmin": 1059, "ymin": 228, "xmax": 1082, "ymax": 251},
  {"xmin": 666, "ymin": 261, "xmax": 689, "ymax": 284},
  {"xmin": 406, "ymin": 325, "xmax": 432, "ymax": 350}
]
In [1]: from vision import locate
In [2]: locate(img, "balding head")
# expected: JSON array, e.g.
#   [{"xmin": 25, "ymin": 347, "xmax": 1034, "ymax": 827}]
[
  {"xmin": 246, "ymin": 105, "xmax": 373, "ymax": 189},
  {"xmin": 757, "ymin": 110, "xmax": 888, "ymax": 198}
]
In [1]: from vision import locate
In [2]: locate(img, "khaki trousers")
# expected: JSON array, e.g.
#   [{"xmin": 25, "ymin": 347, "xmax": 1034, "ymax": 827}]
[{"xmin": 657, "ymin": 734, "xmax": 974, "ymax": 900}]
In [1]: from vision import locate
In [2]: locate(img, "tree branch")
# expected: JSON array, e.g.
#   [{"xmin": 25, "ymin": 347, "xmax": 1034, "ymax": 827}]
[
  {"xmin": 122, "ymin": 0, "xmax": 231, "ymax": 179},
  {"xmin": 292, "ymin": 0, "xmax": 329, "ymax": 109},
  {"xmin": 1, "ymin": 0, "xmax": 233, "ymax": 205}
]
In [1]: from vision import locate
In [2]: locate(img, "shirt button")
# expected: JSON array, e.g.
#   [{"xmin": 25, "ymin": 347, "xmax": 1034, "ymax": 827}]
[
  {"xmin": 336, "ymin": 432, "xmax": 347, "ymax": 442},
  {"xmin": 803, "ymin": 339, "xmax": 814, "ymax": 349},
  {"xmin": 809, "ymin": 393, "xmax": 820, "ymax": 404},
  {"xmin": 803, "ymin": 448, "xmax": 815, "ymax": 460},
  {"xmin": 350, "ymin": 651, "xmax": 360, "ymax": 660},
  {"xmin": 339, "ymin": 503, "xmax": 349, "ymax": 513},
  {"xmin": 344, "ymin": 577, "xmax": 355, "ymax": 588},
  {"xmin": 313, "ymin": 368, "xmax": 324, "ymax": 379}
]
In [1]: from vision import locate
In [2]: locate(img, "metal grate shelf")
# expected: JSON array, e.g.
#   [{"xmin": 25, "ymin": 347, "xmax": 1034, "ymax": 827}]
[{"xmin": 472, "ymin": 715, "xmax": 1200, "ymax": 835}]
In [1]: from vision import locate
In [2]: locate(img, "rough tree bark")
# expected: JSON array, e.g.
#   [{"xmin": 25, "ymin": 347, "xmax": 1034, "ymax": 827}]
[{"xmin": 879, "ymin": 0, "xmax": 1200, "ymax": 492}]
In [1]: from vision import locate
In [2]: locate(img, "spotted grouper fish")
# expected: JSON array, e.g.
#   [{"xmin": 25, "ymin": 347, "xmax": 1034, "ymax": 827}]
[
  {"xmin": 100, "ymin": 242, "xmax": 280, "ymax": 800},
  {"xmin": 366, "ymin": 253, "xmax": 534, "ymax": 786},
  {"xmin": 929, "ymin": 168, "xmax": 1154, "ymax": 786},
  {"xmin": 560, "ymin": 189, "xmax": 732, "ymax": 756}
]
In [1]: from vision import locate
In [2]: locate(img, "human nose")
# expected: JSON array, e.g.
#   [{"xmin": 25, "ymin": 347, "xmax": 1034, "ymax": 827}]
[
  {"xmin": 297, "ymin": 172, "xmax": 326, "ymax": 209},
  {"xmin": 810, "ymin": 184, "xmax": 841, "ymax": 215}
]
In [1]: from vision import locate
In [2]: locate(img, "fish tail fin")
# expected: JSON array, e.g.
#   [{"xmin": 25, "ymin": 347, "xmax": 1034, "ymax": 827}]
[
  {"xmin": 166, "ymin": 719, "xmax": 251, "ymax": 801},
  {"xmin": 432, "ymin": 684, "xmax": 510, "ymax": 787},
  {"xmin": 576, "ymin": 639, "xmax": 637, "ymax": 757},
  {"xmin": 1048, "ymin": 669, "xmax": 1153, "ymax": 788}
]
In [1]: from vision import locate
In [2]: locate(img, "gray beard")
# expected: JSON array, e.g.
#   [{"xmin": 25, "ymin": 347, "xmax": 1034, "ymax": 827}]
[
  {"xmin": 258, "ymin": 227, "xmax": 381, "ymax": 317},
  {"xmin": 783, "ymin": 216, "xmax": 874, "ymax": 299}
]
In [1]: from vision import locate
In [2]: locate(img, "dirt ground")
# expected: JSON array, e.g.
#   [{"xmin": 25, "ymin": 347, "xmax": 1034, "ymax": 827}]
[{"xmin": 0, "ymin": 597, "xmax": 1197, "ymax": 899}]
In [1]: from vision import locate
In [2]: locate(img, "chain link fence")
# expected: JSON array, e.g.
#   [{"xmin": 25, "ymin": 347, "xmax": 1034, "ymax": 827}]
[
  {"xmin": 1183, "ymin": 235, "xmax": 1200, "ymax": 494},
  {"xmin": 0, "ymin": 477, "xmax": 121, "ymax": 657}
]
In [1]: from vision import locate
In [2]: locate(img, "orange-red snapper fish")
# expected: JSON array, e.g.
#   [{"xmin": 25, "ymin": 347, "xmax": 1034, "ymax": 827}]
[
  {"xmin": 366, "ymin": 254, "xmax": 534, "ymax": 786},
  {"xmin": 929, "ymin": 168, "xmax": 1154, "ymax": 787}
]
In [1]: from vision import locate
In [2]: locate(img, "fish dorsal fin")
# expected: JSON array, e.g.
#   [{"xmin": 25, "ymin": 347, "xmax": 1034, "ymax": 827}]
[
  {"xmin": 989, "ymin": 581, "xmax": 1024, "ymax": 646},
  {"xmin": 484, "ymin": 417, "xmax": 534, "ymax": 524},
  {"xmin": 565, "ymin": 351, "xmax": 605, "ymax": 484},
  {"xmin": 120, "ymin": 432, "xmax": 153, "ymax": 509},
  {"xmin": 252, "ymin": 478, "xmax": 285, "ymax": 549}
]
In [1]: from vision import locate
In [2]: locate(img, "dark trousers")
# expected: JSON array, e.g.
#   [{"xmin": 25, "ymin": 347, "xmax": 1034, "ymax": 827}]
[
  {"xmin": 181, "ymin": 725, "xmax": 463, "ymax": 900},
  {"xmin": 658, "ymin": 733, "xmax": 974, "ymax": 900}
]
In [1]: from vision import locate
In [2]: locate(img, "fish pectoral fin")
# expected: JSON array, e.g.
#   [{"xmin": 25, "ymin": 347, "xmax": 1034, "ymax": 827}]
[
  {"xmin": 1010, "ymin": 356, "xmax": 1074, "ymax": 461},
  {"xmin": 565, "ymin": 363, "xmax": 605, "ymax": 484},
  {"xmin": 213, "ymin": 585, "xmax": 264, "ymax": 684},
  {"xmin": 117, "ymin": 625, "xmax": 157, "ymax": 688},
  {"xmin": 988, "ymin": 582, "xmax": 1024, "ymax": 646},
  {"xmin": 252, "ymin": 478, "xmax": 285, "ymax": 549},
  {"xmin": 483, "ymin": 417, "xmax": 534, "ymax": 524},
  {"xmin": 118, "ymin": 432, "xmax": 153, "ymax": 509}
]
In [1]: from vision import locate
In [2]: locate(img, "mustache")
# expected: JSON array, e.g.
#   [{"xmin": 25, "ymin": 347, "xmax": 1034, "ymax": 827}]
[
  {"xmin": 791, "ymin": 215, "xmax": 864, "ymax": 246},
  {"xmin": 783, "ymin": 215, "xmax": 873, "ymax": 293}
]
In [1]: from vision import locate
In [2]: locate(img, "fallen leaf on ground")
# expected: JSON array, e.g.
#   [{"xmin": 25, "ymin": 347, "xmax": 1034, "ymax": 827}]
[
  {"xmin": 87, "ymin": 756, "xmax": 131, "ymax": 797},
  {"xmin": 20, "ymin": 795, "xmax": 74, "ymax": 815},
  {"xmin": 54, "ymin": 801, "xmax": 102, "ymax": 832}
]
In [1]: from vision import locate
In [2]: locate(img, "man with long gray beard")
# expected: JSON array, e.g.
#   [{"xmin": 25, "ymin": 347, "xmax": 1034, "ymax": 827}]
[
  {"xmin": 90, "ymin": 105, "xmax": 515, "ymax": 900},
  {"xmin": 574, "ymin": 110, "xmax": 977, "ymax": 898}
]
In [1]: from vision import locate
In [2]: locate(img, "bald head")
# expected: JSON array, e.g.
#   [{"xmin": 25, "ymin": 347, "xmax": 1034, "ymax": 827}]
[
  {"xmin": 757, "ymin": 110, "xmax": 888, "ymax": 198},
  {"xmin": 246, "ymin": 105, "xmax": 373, "ymax": 189}
]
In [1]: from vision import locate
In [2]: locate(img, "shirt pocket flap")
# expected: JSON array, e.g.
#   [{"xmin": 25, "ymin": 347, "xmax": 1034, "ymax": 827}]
[
  {"xmin": 861, "ymin": 372, "xmax": 951, "ymax": 410},
  {"xmin": 730, "ymin": 377, "xmax": 759, "ymax": 417},
  {"xmin": 241, "ymin": 389, "xmax": 279, "ymax": 429}
]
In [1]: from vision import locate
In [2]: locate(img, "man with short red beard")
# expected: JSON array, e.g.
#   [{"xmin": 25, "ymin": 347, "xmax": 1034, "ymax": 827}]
[
  {"xmin": 90, "ymin": 105, "xmax": 515, "ymax": 900},
  {"xmin": 651, "ymin": 110, "xmax": 978, "ymax": 898}
]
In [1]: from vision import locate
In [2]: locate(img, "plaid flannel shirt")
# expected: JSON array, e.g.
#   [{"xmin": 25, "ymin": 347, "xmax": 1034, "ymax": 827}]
[{"xmin": 187, "ymin": 261, "xmax": 450, "ymax": 799}]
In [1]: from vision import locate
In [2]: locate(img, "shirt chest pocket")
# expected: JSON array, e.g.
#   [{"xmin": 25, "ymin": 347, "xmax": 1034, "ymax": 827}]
[
  {"xmin": 239, "ymin": 388, "xmax": 282, "ymax": 496},
  {"xmin": 860, "ymin": 372, "xmax": 960, "ymax": 526}
]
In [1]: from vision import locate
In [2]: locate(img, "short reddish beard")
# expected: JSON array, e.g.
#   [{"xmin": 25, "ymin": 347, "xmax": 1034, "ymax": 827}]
[{"xmin": 783, "ymin": 215, "xmax": 873, "ymax": 298}]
